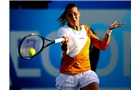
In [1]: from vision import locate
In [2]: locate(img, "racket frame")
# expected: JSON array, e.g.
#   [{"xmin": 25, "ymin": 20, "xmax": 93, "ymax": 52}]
[{"xmin": 18, "ymin": 33, "xmax": 55, "ymax": 60}]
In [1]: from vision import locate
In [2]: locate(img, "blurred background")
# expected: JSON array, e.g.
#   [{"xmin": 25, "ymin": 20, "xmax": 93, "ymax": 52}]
[{"xmin": 10, "ymin": 1, "xmax": 131, "ymax": 90}]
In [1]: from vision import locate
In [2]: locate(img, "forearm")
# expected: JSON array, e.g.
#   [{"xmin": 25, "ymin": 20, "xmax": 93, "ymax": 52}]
[
  {"xmin": 91, "ymin": 29, "xmax": 112, "ymax": 50},
  {"xmin": 100, "ymin": 29, "xmax": 112, "ymax": 50},
  {"xmin": 61, "ymin": 42, "xmax": 69, "ymax": 54},
  {"xmin": 61, "ymin": 43, "xmax": 68, "ymax": 51},
  {"xmin": 103, "ymin": 33, "xmax": 111, "ymax": 44},
  {"xmin": 60, "ymin": 36, "xmax": 69, "ymax": 53},
  {"xmin": 97, "ymin": 33, "xmax": 110, "ymax": 50}
]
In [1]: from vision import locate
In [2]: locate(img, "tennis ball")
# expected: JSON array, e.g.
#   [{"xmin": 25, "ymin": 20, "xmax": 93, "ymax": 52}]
[{"xmin": 28, "ymin": 48, "xmax": 36, "ymax": 56}]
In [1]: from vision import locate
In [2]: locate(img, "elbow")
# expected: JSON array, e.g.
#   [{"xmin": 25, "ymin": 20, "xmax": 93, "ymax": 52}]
[
  {"xmin": 102, "ymin": 47, "xmax": 107, "ymax": 51},
  {"xmin": 101, "ymin": 44, "xmax": 108, "ymax": 51},
  {"xmin": 92, "ymin": 40, "xmax": 109, "ymax": 51},
  {"xmin": 96, "ymin": 44, "xmax": 108, "ymax": 51},
  {"xmin": 100, "ymin": 40, "xmax": 108, "ymax": 51}
]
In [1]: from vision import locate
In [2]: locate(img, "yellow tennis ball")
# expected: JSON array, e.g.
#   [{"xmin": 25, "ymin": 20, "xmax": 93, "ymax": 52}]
[{"xmin": 28, "ymin": 48, "xmax": 36, "ymax": 56}]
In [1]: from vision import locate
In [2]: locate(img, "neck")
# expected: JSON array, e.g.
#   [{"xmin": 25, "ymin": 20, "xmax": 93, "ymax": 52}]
[{"xmin": 68, "ymin": 24, "xmax": 81, "ymax": 31}]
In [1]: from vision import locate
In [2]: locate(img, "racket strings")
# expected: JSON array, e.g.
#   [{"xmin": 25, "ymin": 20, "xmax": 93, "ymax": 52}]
[{"xmin": 20, "ymin": 36, "xmax": 43, "ymax": 59}]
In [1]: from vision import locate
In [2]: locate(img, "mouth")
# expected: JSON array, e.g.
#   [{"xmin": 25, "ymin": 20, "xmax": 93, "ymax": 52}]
[{"xmin": 73, "ymin": 21, "xmax": 76, "ymax": 23}]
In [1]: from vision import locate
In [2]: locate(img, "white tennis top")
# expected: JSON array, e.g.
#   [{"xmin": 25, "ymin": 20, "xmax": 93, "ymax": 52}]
[{"xmin": 58, "ymin": 24, "xmax": 89, "ymax": 57}]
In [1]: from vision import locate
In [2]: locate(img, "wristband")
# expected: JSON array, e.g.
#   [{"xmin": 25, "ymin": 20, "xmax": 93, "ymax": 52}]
[{"xmin": 106, "ymin": 29, "xmax": 112, "ymax": 35}]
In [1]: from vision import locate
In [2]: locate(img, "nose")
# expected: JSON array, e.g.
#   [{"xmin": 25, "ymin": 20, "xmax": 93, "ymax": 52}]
[{"xmin": 72, "ymin": 14, "xmax": 76, "ymax": 21}]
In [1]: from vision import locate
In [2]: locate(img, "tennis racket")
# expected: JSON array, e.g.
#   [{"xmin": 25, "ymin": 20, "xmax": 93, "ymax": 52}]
[{"xmin": 18, "ymin": 33, "xmax": 64, "ymax": 60}]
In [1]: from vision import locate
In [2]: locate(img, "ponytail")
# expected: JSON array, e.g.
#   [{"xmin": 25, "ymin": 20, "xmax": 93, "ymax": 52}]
[{"xmin": 57, "ymin": 11, "xmax": 67, "ymax": 26}]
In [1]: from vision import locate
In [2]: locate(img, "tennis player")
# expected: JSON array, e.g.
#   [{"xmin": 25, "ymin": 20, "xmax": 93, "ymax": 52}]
[{"xmin": 56, "ymin": 3, "xmax": 125, "ymax": 90}]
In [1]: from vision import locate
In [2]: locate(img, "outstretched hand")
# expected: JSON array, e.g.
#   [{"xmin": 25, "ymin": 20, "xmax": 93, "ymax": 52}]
[{"xmin": 108, "ymin": 21, "xmax": 126, "ymax": 30}]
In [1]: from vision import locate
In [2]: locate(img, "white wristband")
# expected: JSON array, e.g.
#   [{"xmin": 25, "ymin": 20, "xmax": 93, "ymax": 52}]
[{"xmin": 106, "ymin": 29, "xmax": 112, "ymax": 35}]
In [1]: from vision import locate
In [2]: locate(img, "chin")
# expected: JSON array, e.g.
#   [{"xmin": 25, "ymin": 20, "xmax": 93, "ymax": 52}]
[
  {"xmin": 69, "ymin": 22, "xmax": 79, "ymax": 27},
  {"xmin": 73, "ymin": 23, "xmax": 79, "ymax": 26}
]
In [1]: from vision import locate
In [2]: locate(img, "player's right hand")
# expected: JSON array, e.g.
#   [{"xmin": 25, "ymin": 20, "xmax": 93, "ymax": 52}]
[{"xmin": 62, "ymin": 36, "xmax": 69, "ymax": 44}]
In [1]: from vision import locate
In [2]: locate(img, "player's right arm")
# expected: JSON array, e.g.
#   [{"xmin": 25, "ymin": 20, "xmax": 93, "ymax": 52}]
[
  {"xmin": 61, "ymin": 36, "xmax": 69, "ymax": 53},
  {"xmin": 58, "ymin": 27, "xmax": 69, "ymax": 54}
]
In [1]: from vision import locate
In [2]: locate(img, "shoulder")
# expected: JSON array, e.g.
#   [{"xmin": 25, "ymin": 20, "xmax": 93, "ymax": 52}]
[
  {"xmin": 57, "ymin": 25, "xmax": 70, "ymax": 37},
  {"xmin": 81, "ymin": 24, "xmax": 91, "ymax": 33},
  {"xmin": 80, "ymin": 24, "xmax": 90, "ymax": 30},
  {"xmin": 58, "ymin": 25, "xmax": 69, "ymax": 30},
  {"xmin": 58, "ymin": 25, "xmax": 70, "ymax": 33}
]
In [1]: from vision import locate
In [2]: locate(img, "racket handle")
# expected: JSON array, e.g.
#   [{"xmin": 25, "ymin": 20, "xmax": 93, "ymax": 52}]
[{"xmin": 54, "ymin": 38, "xmax": 64, "ymax": 43}]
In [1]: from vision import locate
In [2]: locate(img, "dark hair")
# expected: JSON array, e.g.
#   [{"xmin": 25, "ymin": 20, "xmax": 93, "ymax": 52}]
[{"xmin": 57, "ymin": 3, "xmax": 78, "ymax": 26}]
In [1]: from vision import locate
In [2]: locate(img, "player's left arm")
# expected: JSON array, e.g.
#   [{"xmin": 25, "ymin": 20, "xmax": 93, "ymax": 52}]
[{"xmin": 90, "ymin": 21, "xmax": 126, "ymax": 50}]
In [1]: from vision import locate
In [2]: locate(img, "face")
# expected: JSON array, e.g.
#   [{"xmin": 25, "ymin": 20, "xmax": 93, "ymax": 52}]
[{"xmin": 65, "ymin": 7, "xmax": 80, "ymax": 27}]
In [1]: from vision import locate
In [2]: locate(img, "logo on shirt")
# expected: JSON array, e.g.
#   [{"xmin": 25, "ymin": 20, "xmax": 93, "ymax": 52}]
[{"xmin": 79, "ymin": 37, "xmax": 84, "ymax": 40}]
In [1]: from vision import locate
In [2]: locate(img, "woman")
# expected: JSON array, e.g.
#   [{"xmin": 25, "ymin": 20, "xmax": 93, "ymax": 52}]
[{"xmin": 56, "ymin": 3, "xmax": 125, "ymax": 90}]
